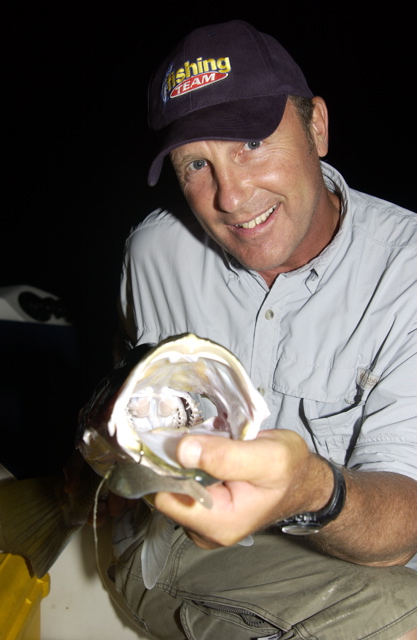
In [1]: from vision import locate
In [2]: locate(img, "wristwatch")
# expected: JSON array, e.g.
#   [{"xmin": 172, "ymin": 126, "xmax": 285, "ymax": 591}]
[{"xmin": 277, "ymin": 460, "xmax": 346, "ymax": 535}]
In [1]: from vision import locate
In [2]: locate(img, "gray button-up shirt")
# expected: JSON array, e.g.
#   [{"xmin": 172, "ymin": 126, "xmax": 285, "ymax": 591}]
[{"xmin": 120, "ymin": 162, "xmax": 417, "ymax": 568}]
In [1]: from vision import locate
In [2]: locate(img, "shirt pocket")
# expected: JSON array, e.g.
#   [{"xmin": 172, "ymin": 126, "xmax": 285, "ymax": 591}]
[
  {"xmin": 301, "ymin": 398, "xmax": 365, "ymax": 465},
  {"xmin": 272, "ymin": 357, "xmax": 365, "ymax": 465}
]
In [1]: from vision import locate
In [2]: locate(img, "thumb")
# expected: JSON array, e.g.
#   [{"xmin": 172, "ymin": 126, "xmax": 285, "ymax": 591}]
[
  {"xmin": 177, "ymin": 431, "xmax": 291, "ymax": 484},
  {"xmin": 177, "ymin": 436, "xmax": 204, "ymax": 468}
]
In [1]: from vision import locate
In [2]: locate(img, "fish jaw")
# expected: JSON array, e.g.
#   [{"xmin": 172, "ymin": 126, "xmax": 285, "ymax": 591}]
[
  {"xmin": 106, "ymin": 459, "xmax": 215, "ymax": 507},
  {"xmin": 79, "ymin": 334, "xmax": 270, "ymax": 500},
  {"xmin": 110, "ymin": 333, "xmax": 270, "ymax": 445}
]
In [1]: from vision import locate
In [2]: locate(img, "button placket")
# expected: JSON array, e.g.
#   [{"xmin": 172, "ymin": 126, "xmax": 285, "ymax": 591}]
[{"xmin": 251, "ymin": 304, "xmax": 280, "ymax": 414}]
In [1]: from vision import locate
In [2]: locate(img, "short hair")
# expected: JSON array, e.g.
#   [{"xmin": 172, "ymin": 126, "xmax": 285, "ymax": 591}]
[{"xmin": 289, "ymin": 95, "xmax": 315, "ymax": 150}]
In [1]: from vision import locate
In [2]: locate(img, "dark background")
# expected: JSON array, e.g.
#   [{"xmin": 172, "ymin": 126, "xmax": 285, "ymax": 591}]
[{"xmin": 2, "ymin": 2, "xmax": 416, "ymax": 474}]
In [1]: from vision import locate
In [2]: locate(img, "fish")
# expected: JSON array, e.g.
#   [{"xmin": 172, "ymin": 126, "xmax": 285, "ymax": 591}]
[{"xmin": 0, "ymin": 333, "xmax": 270, "ymax": 584}]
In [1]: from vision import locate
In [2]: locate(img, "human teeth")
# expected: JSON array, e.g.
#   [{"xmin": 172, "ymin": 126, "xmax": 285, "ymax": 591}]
[{"xmin": 237, "ymin": 205, "xmax": 276, "ymax": 229}]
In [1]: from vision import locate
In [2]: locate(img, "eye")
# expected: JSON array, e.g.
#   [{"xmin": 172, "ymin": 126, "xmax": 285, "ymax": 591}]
[
  {"xmin": 189, "ymin": 158, "xmax": 207, "ymax": 171},
  {"xmin": 244, "ymin": 141, "xmax": 262, "ymax": 151}
]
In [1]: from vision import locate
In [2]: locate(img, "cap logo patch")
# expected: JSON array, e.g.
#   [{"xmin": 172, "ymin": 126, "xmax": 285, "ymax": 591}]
[{"xmin": 162, "ymin": 56, "xmax": 231, "ymax": 102}]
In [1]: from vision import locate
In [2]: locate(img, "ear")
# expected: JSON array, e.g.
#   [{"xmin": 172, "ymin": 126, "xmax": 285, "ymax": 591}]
[{"xmin": 310, "ymin": 96, "xmax": 329, "ymax": 157}]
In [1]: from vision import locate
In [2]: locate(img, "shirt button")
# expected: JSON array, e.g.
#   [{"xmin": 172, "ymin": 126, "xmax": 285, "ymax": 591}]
[
  {"xmin": 265, "ymin": 309, "xmax": 274, "ymax": 320},
  {"xmin": 257, "ymin": 387, "xmax": 265, "ymax": 396}
]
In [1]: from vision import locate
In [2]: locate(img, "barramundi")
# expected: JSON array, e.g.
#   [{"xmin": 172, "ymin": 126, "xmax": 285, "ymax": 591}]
[{"xmin": 0, "ymin": 333, "xmax": 269, "ymax": 585}]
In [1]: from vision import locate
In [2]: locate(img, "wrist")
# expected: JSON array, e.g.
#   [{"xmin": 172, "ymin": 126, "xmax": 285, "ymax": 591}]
[{"xmin": 277, "ymin": 459, "xmax": 347, "ymax": 535}]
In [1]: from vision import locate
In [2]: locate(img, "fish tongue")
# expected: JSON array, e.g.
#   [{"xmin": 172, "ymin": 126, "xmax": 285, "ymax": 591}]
[
  {"xmin": 136, "ymin": 420, "xmax": 229, "ymax": 468},
  {"xmin": 137, "ymin": 428, "xmax": 189, "ymax": 467}
]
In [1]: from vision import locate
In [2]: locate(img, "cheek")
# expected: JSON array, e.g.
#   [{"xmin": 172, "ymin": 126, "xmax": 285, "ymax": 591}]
[
  {"xmin": 255, "ymin": 153, "xmax": 300, "ymax": 192},
  {"xmin": 184, "ymin": 185, "xmax": 216, "ymax": 222}
]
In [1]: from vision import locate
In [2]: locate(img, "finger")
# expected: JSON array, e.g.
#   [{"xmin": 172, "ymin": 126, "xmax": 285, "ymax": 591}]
[
  {"xmin": 184, "ymin": 528, "xmax": 222, "ymax": 549},
  {"xmin": 154, "ymin": 480, "xmax": 269, "ymax": 546},
  {"xmin": 177, "ymin": 429, "xmax": 307, "ymax": 487}
]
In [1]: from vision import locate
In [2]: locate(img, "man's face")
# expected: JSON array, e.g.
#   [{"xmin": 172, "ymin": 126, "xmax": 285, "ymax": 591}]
[{"xmin": 170, "ymin": 98, "xmax": 339, "ymax": 287}]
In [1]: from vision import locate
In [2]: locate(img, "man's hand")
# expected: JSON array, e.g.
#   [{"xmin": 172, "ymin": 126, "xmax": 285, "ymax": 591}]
[
  {"xmin": 154, "ymin": 429, "xmax": 417, "ymax": 567},
  {"xmin": 154, "ymin": 429, "xmax": 334, "ymax": 549}
]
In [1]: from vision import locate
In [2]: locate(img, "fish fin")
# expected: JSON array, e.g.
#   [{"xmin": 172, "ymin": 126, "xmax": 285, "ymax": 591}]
[
  {"xmin": 0, "ymin": 476, "xmax": 83, "ymax": 577},
  {"xmin": 141, "ymin": 511, "xmax": 175, "ymax": 589},
  {"xmin": 238, "ymin": 535, "xmax": 254, "ymax": 546}
]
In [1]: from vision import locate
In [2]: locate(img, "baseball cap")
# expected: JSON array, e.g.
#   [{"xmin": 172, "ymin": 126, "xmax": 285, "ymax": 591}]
[{"xmin": 147, "ymin": 20, "xmax": 313, "ymax": 186}]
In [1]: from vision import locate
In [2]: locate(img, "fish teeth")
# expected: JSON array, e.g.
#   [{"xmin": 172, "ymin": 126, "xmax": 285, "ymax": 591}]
[
  {"xmin": 236, "ymin": 205, "xmax": 276, "ymax": 229},
  {"xmin": 127, "ymin": 389, "xmax": 203, "ymax": 431}
]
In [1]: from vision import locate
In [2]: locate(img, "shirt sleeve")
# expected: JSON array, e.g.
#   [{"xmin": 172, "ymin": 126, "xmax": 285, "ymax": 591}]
[{"xmin": 349, "ymin": 322, "xmax": 417, "ymax": 481}]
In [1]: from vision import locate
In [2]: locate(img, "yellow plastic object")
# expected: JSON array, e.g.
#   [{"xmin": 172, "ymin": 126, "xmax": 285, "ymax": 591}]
[{"xmin": 0, "ymin": 553, "xmax": 50, "ymax": 640}]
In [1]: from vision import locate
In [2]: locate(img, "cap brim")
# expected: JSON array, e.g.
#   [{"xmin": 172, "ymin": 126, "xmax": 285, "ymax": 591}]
[{"xmin": 148, "ymin": 95, "xmax": 287, "ymax": 186}]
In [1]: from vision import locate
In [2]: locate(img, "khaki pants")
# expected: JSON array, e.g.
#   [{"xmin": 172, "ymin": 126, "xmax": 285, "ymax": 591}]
[{"xmin": 111, "ymin": 516, "xmax": 417, "ymax": 640}]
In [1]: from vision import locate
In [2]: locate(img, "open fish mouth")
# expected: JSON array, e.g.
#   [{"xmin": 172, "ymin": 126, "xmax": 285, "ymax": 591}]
[
  {"xmin": 79, "ymin": 334, "xmax": 270, "ymax": 505},
  {"xmin": 110, "ymin": 334, "xmax": 269, "ymax": 457}
]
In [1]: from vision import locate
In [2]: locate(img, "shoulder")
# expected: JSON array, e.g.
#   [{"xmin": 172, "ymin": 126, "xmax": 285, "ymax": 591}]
[
  {"xmin": 350, "ymin": 189, "xmax": 417, "ymax": 249},
  {"xmin": 124, "ymin": 205, "xmax": 210, "ymax": 260},
  {"xmin": 322, "ymin": 163, "xmax": 417, "ymax": 253}
]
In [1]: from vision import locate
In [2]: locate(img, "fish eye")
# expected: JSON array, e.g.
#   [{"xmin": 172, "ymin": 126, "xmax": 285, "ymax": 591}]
[{"xmin": 244, "ymin": 141, "xmax": 262, "ymax": 150}]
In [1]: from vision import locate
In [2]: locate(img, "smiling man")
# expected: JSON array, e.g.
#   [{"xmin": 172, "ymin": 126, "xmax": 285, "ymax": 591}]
[
  {"xmin": 113, "ymin": 20, "xmax": 417, "ymax": 640},
  {"xmin": 170, "ymin": 96, "xmax": 339, "ymax": 285}
]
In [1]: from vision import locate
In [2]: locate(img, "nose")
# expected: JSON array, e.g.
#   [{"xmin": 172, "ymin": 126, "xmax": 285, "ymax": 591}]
[{"xmin": 214, "ymin": 163, "xmax": 252, "ymax": 214}]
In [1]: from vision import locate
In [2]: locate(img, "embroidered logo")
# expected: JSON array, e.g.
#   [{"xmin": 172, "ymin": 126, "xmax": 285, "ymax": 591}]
[
  {"xmin": 162, "ymin": 56, "xmax": 231, "ymax": 103},
  {"xmin": 356, "ymin": 368, "xmax": 381, "ymax": 391}
]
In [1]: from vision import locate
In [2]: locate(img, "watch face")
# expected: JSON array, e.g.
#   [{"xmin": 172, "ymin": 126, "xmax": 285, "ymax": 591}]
[{"xmin": 280, "ymin": 523, "xmax": 322, "ymax": 535}]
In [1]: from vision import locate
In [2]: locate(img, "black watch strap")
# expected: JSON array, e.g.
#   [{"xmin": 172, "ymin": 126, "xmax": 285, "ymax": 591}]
[{"xmin": 277, "ymin": 461, "xmax": 346, "ymax": 535}]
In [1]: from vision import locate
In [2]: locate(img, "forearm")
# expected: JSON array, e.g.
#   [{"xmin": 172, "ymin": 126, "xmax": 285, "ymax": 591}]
[{"xmin": 307, "ymin": 461, "xmax": 417, "ymax": 567}]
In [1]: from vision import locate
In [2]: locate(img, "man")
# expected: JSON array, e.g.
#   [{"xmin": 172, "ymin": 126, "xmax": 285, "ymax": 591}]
[{"xmin": 112, "ymin": 20, "xmax": 417, "ymax": 640}]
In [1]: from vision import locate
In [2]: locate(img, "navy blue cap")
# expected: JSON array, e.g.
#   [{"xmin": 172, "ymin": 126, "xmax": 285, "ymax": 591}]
[{"xmin": 147, "ymin": 20, "xmax": 313, "ymax": 186}]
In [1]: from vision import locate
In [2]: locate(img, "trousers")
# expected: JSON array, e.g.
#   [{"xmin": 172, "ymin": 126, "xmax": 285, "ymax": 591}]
[{"xmin": 110, "ymin": 510, "xmax": 417, "ymax": 640}]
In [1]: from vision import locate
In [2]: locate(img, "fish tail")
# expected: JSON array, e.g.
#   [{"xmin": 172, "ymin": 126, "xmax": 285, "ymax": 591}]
[{"xmin": 0, "ymin": 476, "xmax": 85, "ymax": 578}]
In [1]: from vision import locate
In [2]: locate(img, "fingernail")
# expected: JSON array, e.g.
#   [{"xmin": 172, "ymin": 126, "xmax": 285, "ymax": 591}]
[{"xmin": 178, "ymin": 438, "xmax": 202, "ymax": 468}]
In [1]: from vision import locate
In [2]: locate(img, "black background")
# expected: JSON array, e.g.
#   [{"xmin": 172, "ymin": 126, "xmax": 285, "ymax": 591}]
[{"xmin": 2, "ymin": 2, "xmax": 416, "ymax": 473}]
